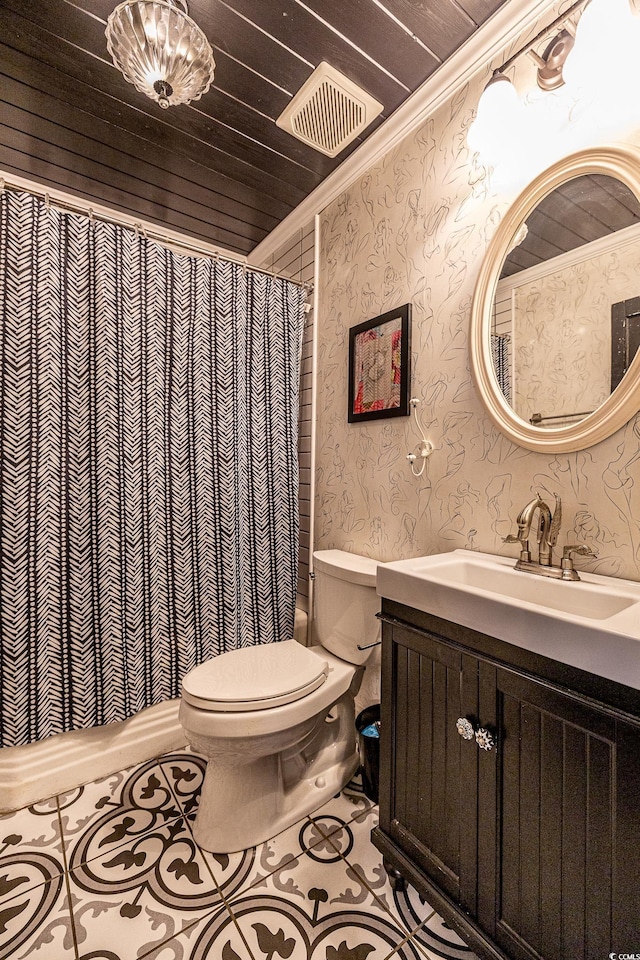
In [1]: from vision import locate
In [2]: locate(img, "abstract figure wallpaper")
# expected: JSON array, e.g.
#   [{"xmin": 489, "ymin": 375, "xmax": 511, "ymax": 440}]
[{"xmin": 314, "ymin": 9, "xmax": 640, "ymax": 583}]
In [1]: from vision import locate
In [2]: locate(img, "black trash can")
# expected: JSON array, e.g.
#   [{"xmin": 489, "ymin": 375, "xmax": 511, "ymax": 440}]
[{"xmin": 356, "ymin": 704, "xmax": 381, "ymax": 803}]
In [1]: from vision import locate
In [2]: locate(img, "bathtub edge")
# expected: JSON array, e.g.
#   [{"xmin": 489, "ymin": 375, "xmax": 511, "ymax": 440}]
[{"xmin": 0, "ymin": 699, "xmax": 185, "ymax": 813}]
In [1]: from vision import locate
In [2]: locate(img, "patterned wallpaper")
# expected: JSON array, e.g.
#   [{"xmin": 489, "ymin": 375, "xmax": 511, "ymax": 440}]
[
  {"xmin": 507, "ymin": 235, "xmax": 640, "ymax": 424},
  {"xmin": 315, "ymin": 68, "xmax": 640, "ymax": 584}
]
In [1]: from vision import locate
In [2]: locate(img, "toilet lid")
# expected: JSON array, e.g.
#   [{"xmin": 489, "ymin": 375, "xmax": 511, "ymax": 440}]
[{"xmin": 181, "ymin": 639, "xmax": 329, "ymax": 711}]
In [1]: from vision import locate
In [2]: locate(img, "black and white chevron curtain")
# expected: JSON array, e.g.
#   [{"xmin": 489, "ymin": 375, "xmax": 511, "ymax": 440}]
[
  {"xmin": 0, "ymin": 191, "xmax": 305, "ymax": 748},
  {"xmin": 491, "ymin": 333, "xmax": 512, "ymax": 405}
]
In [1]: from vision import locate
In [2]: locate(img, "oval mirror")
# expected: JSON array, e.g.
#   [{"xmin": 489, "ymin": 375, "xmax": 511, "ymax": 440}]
[{"xmin": 471, "ymin": 146, "xmax": 640, "ymax": 452}]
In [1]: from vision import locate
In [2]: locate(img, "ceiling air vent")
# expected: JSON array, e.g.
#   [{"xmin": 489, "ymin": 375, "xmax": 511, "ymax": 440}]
[{"xmin": 277, "ymin": 62, "xmax": 383, "ymax": 158}]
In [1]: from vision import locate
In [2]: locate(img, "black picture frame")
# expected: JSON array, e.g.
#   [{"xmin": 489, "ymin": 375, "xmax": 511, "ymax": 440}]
[{"xmin": 348, "ymin": 304, "xmax": 411, "ymax": 423}]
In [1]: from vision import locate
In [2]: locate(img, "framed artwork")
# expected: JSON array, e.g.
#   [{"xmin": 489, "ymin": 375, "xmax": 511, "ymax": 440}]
[{"xmin": 348, "ymin": 304, "xmax": 411, "ymax": 422}]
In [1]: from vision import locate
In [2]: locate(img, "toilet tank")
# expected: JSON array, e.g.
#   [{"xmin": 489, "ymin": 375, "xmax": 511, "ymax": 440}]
[{"xmin": 312, "ymin": 549, "xmax": 380, "ymax": 666}]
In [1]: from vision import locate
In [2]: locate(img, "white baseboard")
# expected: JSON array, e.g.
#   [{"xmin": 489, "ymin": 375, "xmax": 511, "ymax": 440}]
[
  {"xmin": 0, "ymin": 699, "xmax": 186, "ymax": 813},
  {"xmin": 1, "ymin": 609, "xmax": 310, "ymax": 813}
]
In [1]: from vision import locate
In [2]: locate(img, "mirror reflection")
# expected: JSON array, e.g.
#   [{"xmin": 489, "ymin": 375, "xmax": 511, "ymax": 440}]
[{"xmin": 491, "ymin": 174, "xmax": 640, "ymax": 428}]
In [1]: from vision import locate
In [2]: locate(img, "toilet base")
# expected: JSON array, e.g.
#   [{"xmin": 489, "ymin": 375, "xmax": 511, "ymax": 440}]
[
  {"xmin": 190, "ymin": 692, "xmax": 360, "ymax": 853},
  {"xmin": 193, "ymin": 747, "xmax": 359, "ymax": 853}
]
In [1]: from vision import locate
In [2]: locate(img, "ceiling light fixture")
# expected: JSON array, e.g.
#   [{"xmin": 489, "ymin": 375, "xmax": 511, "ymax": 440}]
[{"xmin": 105, "ymin": 0, "xmax": 216, "ymax": 110}]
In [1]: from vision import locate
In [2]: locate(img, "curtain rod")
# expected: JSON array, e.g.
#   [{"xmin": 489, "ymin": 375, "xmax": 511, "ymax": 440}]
[{"xmin": 0, "ymin": 173, "xmax": 312, "ymax": 295}]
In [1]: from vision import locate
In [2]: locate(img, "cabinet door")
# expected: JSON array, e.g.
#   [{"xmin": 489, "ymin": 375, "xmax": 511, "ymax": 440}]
[
  {"xmin": 493, "ymin": 669, "xmax": 640, "ymax": 960},
  {"xmin": 380, "ymin": 621, "xmax": 479, "ymax": 912}
]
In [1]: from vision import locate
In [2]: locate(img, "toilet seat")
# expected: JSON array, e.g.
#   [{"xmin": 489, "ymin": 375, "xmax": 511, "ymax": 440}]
[{"xmin": 182, "ymin": 639, "xmax": 329, "ymax": 712}]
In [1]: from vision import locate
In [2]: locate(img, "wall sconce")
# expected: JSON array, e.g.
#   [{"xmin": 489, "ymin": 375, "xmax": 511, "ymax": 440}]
[
  {"xmin": 468, "ymin": 0, "xmax": 640, "ymax": 178},
  {"xmin": 563, "ymin": 0, "xmax": 640, "ymax": 131},
  {"xmin": 532, "ymin": 29, "xmax": 574, "ymax": 91},
  {"xmin": 563, "ymin": 0, "xmax": 634, "ymax": 91}
]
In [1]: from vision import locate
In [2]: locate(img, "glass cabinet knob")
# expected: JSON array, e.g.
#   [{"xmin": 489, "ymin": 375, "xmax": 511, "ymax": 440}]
[
  {"xmin": 475, "ymin": 727, "xmax": 495, "ymax": 751},
  {"xmin": 456, "ymin": 718, "xmax": 475, "ymax": 740}
]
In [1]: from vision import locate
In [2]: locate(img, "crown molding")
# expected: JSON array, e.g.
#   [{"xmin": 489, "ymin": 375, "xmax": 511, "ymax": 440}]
[{"xmin": 249, "ymin": 0, "xmax": 558, "ymax": 268}]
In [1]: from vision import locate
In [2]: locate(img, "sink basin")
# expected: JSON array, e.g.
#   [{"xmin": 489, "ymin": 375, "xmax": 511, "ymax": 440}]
[
  {"xmin": 399, "ymin": 552, "xmax": 635, "ymax": 620},
  {"xmin": 377, "ymin": 550, "xmax": 640, "ymax": 691}
]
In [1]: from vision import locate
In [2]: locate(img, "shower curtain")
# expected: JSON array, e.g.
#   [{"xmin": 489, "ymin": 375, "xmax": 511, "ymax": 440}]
[
  {"xmin": 0, "ymin": 191, "xmax": 305, "ymax": 748},
  {"xmin": 491, "ymin": 333, "xmax": 512, "ymax": 404}
]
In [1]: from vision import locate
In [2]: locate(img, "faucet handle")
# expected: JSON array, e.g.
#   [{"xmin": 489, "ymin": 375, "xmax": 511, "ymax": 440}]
[
  {"xmin": 562, "ymin": 544, "xmax": 597, "ymax": 561},
  {"xmin": 561, "ymin": 543, "xmax": 597, "ymax": 580},
  {"xmin": 503, "ymin": 533, "xmax": 522, "ymax": 544}
]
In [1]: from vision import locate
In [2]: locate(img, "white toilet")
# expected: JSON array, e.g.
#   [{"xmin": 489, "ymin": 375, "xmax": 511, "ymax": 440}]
[{"xmin": 179, "ymin": 549, "xmax": 380, "ymax": 853}]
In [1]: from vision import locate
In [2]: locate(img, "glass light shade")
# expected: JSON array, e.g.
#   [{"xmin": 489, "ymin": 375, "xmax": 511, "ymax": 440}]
[
  {"xmin": 563, "ymin": 0, "xmax": 640, "ymax": 134},
  {"xmin": 563, "ymin": 0, "xmax": 637, "ymax": 92},
  {"xmin": 467, "ymin": 73, "xmax": 524, "ymax": 165},
  {"xmin": 106, "ymin": 0, "xmax": 216, "ymax": 109},
  {"xmin": 518, "ymin": 86, "xmax": 574, "ymax": 173}
]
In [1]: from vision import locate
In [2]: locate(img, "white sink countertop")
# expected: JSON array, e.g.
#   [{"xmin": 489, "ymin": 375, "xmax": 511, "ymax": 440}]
[{"xmin": 376, "ymin": 549, "xmax": 640, "ymax": 692}]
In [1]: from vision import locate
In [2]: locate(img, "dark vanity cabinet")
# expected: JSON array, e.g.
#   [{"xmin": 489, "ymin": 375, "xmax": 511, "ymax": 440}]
[{"xmin": 372, "ymin": 600, "xmax": 640, "ymax": 960}]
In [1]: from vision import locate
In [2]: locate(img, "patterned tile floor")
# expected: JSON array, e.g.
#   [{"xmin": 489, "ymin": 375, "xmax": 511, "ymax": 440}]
[{"xmin": 0, "ymin": 751, "xmax": 479, "ymax": 960}]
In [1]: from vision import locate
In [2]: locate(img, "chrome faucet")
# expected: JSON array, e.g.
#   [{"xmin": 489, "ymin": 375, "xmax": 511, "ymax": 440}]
[{"xmin": 503, "ymin": 493, "xmax": 595, "ymax": 580}]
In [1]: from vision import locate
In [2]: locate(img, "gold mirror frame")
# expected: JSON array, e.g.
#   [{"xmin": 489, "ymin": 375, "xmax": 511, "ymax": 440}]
[{"xmin": 470, "ymin": 145, "xmax": 640, "ymax": 453}]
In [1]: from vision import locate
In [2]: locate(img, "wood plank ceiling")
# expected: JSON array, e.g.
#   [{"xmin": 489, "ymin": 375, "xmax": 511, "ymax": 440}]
[
  {"xmin": 501, "ymin": 174, "xmax": 640, "ymax": 278},
  {"xmin": 0, "ymin": 0, "xmax": 509, "ymax": 256}
]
